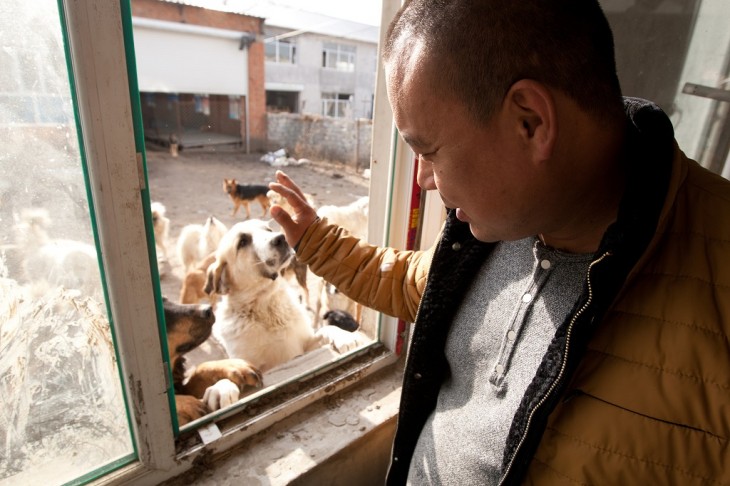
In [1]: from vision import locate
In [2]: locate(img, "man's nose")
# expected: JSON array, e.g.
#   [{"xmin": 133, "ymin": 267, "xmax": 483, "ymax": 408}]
[{"xmin": 416, "ymin": 157, "xmax": 436, "ymax": 190}]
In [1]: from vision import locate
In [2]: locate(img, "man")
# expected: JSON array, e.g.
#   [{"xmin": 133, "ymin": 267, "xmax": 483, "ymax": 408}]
[{"xmin": 270, "ymin": 0, "xmax": 730, "ymax": 484}]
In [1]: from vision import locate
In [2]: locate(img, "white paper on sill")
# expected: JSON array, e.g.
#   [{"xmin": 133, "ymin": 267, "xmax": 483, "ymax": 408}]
[{"xmin": 198, "ymin": 423, "xmax": 222, "ymax": 444}]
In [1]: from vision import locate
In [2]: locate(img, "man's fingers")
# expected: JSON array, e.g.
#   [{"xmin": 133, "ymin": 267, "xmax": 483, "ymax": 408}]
[
  {"xmin": 274, "ymin": 170, "xmax": 307, "ymax": 201},
  {"xmin": 270, "ymin": 205, "xmax": 300, "ymax": 247},
  {"xmin": 268, "ymin": 178, "xmax": 304, "ymax": 213},
  {"xmin": 268, "ymin": 171, "xmax": 318, "ymax": 248},
  {"xmin": 270, "ymin": 171, "xmax": 311, "ymax": 210},
  {"xmin": 268, "ymin": 181, "xmax": 299, "ymax": 207},
  {"xmin": 269, "ymin": 181, "xmax": 316, "ymax": 218},
  {"xmin": 270, "ymin": 204, "xmax": 294, "ymax": 227}
]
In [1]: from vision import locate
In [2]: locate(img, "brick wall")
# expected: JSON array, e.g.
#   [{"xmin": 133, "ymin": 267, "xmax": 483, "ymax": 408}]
[
  {"xmin": 267, "ymin": 113, "xmax": 373, "ymax": 170},
  {"xmin": 131, "ymin": 0, "xmax": 266, "ymax": 150},
  {"xmin": 247, "ymin": 39, "xmax": 266, "ymax": 151}
]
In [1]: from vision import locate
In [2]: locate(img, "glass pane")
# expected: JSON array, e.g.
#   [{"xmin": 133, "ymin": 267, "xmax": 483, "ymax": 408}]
[
  {"xmin": 325, "ymin": 50, "xmax": 337, "ymax": 69},
  {"xmin": 265, "ymin": 41, "xmax": 278, "ymax": 62},
  {"xmin": 281, "ymin": 42, "xmax": 294, "ymax": 63},
  {"xmin": 130, "ymin": 1, "xmax": 384, "ymax": 429},
  {"xmin": 601, "ymin": 0, "xmax": 730, "ymax": 178},
  {"xmin": 0, "ymin": 1, "xmax": 134, "ymax": 484}
]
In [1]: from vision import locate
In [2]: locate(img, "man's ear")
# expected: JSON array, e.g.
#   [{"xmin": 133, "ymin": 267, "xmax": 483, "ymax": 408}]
[{"xmin": 504, "ymin": 79, "xmax": 557, "ymax": 162}]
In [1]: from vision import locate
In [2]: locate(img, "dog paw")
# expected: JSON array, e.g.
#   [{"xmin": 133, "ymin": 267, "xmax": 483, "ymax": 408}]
[
  {"xmin": 185, "ymin": 358, "xmax": 263, "ymax": 400},
  {"xmin": 203, "ymin": 378, "xmax": 241, "ymax": 411},
  {"xmin": 206, "ymin": 358, "xmax": 263, "ymax": 388},
  {"xmin": 315, "ymin": 325, "xmax": 367, "ymax": 354},
  {"xmin": 175, "ymin": 394, "xmax": 210, "ymax": 426}
]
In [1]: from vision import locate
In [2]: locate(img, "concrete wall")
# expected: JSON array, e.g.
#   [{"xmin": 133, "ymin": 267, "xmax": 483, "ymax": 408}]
[{"xmin": 267, "ymin": 112, "xmax": 373, "ymax": 170}]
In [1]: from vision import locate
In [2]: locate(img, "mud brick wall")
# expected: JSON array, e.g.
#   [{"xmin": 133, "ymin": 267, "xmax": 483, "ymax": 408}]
[{"xmin": 266, "ymin": 113, "xmax": 373, "ymax": 170}]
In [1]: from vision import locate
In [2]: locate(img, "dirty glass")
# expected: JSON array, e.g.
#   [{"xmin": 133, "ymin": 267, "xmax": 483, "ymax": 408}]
[
  {"xmin": 601, "ymin": 0, "xmax": 730, "ymax": 178},
  {"xmin": 0, "ymin": 1, "xmax": 133, "ymax": 484}
]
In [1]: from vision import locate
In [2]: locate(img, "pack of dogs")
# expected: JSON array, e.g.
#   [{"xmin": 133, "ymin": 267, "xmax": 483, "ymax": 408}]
[
  {"xmin": 8, "ymin": 178, "xmax": 370, "ymax": 427},
  {"xmin": 152, "ymin": 178, "xmax": 370, "ymax": 426}
]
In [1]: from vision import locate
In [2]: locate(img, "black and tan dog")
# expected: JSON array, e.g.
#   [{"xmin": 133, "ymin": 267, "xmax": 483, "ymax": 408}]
[
  {"xmin": 163, "ymin": 297, "xmax": 262, "ymax": 426},
  {"xmin": 223, "ymin": 178, "xmax": 271, "ymax": 219}
]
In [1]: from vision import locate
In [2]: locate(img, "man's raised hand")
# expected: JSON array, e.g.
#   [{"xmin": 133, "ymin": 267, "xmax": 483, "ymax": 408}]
[{"xmin": 268, "ymin": 171, "xmax": 319, "ymax": 247}]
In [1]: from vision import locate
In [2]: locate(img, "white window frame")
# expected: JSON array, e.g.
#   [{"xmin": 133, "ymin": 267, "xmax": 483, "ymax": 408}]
[
  {"xmin": 321, "ymin": 92, "xmax": 353, "ymax": 118},
  {"xmin": 265, "ymin": 37, "xmax": 296, "ymax": 64},
  {"xmin": 60, "ymin": 0, "xmax": 175, "ymax": 477},
  {"xmin": 57, "ymin": 0, "xmax": 410, "ymax": 484},
  {"xmin": 322, "ymin": 41, "xmax": 356, "ymax": 72}
]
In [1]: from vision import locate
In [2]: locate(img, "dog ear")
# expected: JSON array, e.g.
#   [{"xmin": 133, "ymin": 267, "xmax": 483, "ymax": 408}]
[
  {"xmin": 205, "ymin": 260, "xmax": 230, "ymax": 295},
  {"xmin": 237, "ymin": 232, "xmax": 252, "ymax": 249}
]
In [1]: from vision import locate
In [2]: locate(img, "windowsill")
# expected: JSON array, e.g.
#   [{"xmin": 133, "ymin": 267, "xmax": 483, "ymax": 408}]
[{"xmin": 161, "ymin": 357, "xmax": 404, "ymax": 485}]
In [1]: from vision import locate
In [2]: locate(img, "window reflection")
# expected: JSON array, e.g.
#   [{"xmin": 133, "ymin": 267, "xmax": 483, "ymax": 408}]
[{"xmin": 601, "ymin": 0, "xmax": 730, "ymax": 177}]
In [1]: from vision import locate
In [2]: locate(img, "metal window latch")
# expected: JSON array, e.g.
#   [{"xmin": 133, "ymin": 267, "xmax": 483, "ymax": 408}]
[{"xmin": 682, "ymin": 82, "xmax": 730, "ymax": 103}]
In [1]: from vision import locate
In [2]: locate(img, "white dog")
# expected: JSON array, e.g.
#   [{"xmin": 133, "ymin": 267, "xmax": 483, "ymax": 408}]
[
  {"xmin": 14, "ymin": 207, "xmax": 101, "ymax": 299},
  {"xmin": 313, "ymin": 196, "xmax": 369, "ymax": 323},
  {"xmin": 150, "ymin": 201, "xmax": 170, "ymax": 261},
  {"xmin": 204, "ymin": 219, "xmax": 364, "ymax": 372},
  {"xmin": 316, "ymin": 196, "xmax": 368, "ymax": 239},
  {"xmin": 176, "ymin": 215, "xmax": 228, "ymax": 272}
]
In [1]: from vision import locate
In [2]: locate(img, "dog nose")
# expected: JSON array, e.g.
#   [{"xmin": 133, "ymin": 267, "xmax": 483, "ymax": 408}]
[
  {"xmin": 203, "ymin": 306, "xmax": 214, "ymax": 320},
  {"xmin": 272, "ymin": 234, "xmax": 287, "ymax": 248}
]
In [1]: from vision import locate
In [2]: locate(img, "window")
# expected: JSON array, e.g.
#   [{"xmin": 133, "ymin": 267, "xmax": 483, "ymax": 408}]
[
  {"xmin": 602, "ymin": 0, "xmax": 730, "ymax": 179},
  {"xmin": 2, "ymin": 0, "xmax": 403, "ymax": 484},
  {"xmin": 266, "ymin": 90, "xmax": 299, "ymax": 113},
  {"xmin": 322, "ymin": 92, "xmax": 353, "ymax": 118},
  {"xmin": 265, "ymin": 37, "xmax": 296, "ymax": 64},
  {"xmin": 322, "ymin": 42, "xmax": 356, "ymax": 72},
  {"xmin": 1, "ymin": 0, "xmax": 135, "ymax": 483}
]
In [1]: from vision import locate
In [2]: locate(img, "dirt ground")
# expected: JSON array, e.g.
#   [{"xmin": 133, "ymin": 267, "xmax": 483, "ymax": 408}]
[{"xmin": 144, "ymin": 144, "xmax": 370, "ymax": 300}]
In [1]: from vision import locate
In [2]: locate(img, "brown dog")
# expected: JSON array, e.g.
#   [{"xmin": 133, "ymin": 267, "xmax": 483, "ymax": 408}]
[
  {"xmin": 163, "ymin": 297, "xmax": 262, "ymax": 426},
  {"xmin": 179, "ymin": 252, "xmax": 218, "ymax": 308},
  {"xmin": 223, "ymin": 178, "xmax": 270, "ymax": 219}
]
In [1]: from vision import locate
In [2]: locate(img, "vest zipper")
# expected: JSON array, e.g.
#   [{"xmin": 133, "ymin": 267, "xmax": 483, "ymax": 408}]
[{"xmin": 498, "ymin": 250, "xmax": 612, "ymax": 485}]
